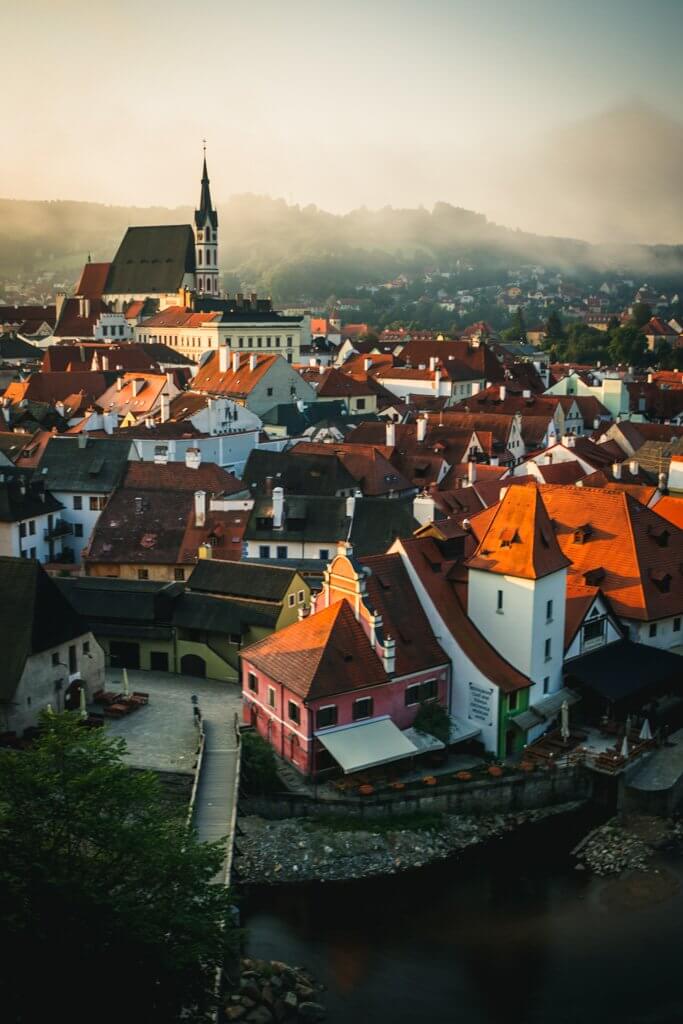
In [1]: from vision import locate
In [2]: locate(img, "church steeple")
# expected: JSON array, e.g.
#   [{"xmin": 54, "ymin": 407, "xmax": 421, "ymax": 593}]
[{"xmin": 194, "ymin": 143, "xmax": 219, "ymax": 297}]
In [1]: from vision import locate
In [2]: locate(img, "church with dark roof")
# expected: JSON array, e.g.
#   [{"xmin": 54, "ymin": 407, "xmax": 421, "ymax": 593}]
[{"xmin": 102, "ymin": 152, "xmax": 219, "ymax": 310}]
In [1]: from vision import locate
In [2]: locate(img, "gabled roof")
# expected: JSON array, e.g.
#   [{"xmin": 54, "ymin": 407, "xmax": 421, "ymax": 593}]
[
  {"xmin": 104, "ymin": 225, "xmax": 196, "ymax": 295},
  {"xmin": 38, "ymin": 435, "xmax": 130, "ymax": 493},
  {"xmin": 140, "ymin": 306, "xmax": 222, "ymax": 329},
  {"xmin": 187, "ymin": 558, "xmax": 301, "ymax": 603},
  {"xmin": 0, "ymin": 557, "xmax": 86, "ymax": 702},
  {"xmin": 42, "ymin": 343, "xmax": 157, "ymax": 373},
  {"xmin": 192, "ymin": 351, "xmax": 279, "ymax": 397},
  {"xmin": 652, "ymin": 496, "xmax": 683, "ymax": 531},
  {"xmin": 0, "ymin": 333, "xmax": 40, "ymax": 360},
  {"xmin": 467, "ymin": 485, "xmax": 570, "ymax": 580},
  {"xmin": 4, "ymin": 372, "xmax": 111, "ymax": 410},
  {"xmin": 74, "ymin": 262, "xmax": 111, "ymax": 300},
  {"xmin": 300, "ymin": 366, "xmax": 374, "ymax": 398},
  {"xmin": 242, "ymin": 448, "xmax": 357, "ymax": 497},
  {"xmin": 0, "ymin": 468, "xmax": 63, "ymax": 522},
  {"xmin": 242, "ymin": 599, "xmax": 389, "ymax": 700},
  {"xmin": 289, "ymin": 442, "xmax": 414, "ymax": 496},
  {"xmin": 54, "ymin": 298, "xmax": 109, "ymax": 339},
  {"xmin": 122, "ymin": 460, "xmax": 242, "ymax": 494}
]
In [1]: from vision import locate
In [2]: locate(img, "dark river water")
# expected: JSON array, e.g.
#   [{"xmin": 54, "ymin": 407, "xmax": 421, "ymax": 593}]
[{"xmin": 242, "ymin": 809, "xmax": 683, "ymax": 1024}]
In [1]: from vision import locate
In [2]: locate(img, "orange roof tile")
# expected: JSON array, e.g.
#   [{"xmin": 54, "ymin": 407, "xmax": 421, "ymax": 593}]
[
  {"xmin": 192, "ymin": 351, "xmax": 278, "ymax": 398},
  {"xmin": 653, "ymin": 496, "xmax": 683, "ymax": 530}
]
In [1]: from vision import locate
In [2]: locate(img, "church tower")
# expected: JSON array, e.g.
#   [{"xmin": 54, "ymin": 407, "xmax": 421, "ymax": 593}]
[{"xmin": 194, "ymin": 147, "xmax": 219, "ymax": 297}]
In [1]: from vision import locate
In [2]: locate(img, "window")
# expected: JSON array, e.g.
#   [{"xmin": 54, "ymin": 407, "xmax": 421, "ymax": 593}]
[
  {"xmin": 288, "ymin": 593, "xmax": 296, "ymax": 607},
  {"xmin": 508, "ymin": 691, "xmax": 518, "ymax": 711},
  {"xmin": 83, "ymin": 641, "xmax": 90, "ymax": 655},
  {"xmin": 173, "ymin": 567, "xmax": 186, "ymax": 581},
  {"xmin": 544, "ymin": 638, "xmax": 552, "ymax": 660},
  {"xmin": 137, "ymin": 568, "xmax": 149, "ymax": 580},
  {"xmin": 228, "ymin": 633, "xmax": 241, "ymax": 647},
  {"xmin": 543, "ymin": 676, "xmax": 550, "ymax": 694},
  {"xmin": 19, "ymin": 522, "xmax": 26, "ymax": 538},
  {"xmin": 649, "ymin": 623, "xmax": 657, "ymax": 638},
  {"xmin": 73, "ymin": 496, "xmax": 82, "ymax": 510},
  {"xmin": 89, "ymin": 496, "xmax": 105, "ymax": 511},
  {"xmin": 258, "ymin": 545, "xmax": 271, "ymax": 558},
  {"xmin": 356, "ymin": 398, "xmax": 366, "ymax": 410},
  {"xmin": 546, "ymin": 599, "xmax": 553, "ymax": 622},
  {"xmin": 405, "ymin": 679, "xmax": 438, "ymax": 706},
  {"xmin": 674, "ymin": 618, "xmax": 681, "ymax": 633},
  {"xmin": 298, "ymin": 590, "xmax": 305, "ymax": 604},
  {"xmin": 68, "ymin": 645, "xmax": 77, "ymax": 674},
  {"xmin": 248, "ymin": 671, "xmax": 257, "ymax": 693},
  {"xmin": 52, "ymin": 652, "xmax": 60, "ymax": 667},
  {"xmin": 582, "ymin": 618, "xmax": 605, "ymax": 648},
  {"xmin": 276, "ymin": 545, "xmax": 288, "ymax": 560},
  {"xmin": 353, "ymin": 697, "xmax": 373, "ymax": 721},
  {"xmin": 496, "ymin": 590, "xmax": 503, "ymax": 613},
  {"xmin": 74, "ymin": 524, "xmax": 83, "ymax": 537},
  {"xmin": 30, "ymin": 547, "xmax": 36, "ymax": 559},
  {"xmin": 287, "ymin": 336, "xmax": 293, "ymax": 347},
  {"xmin": 288, "ymin": 700, "xmax": 300, "ymax": 724},
  {"xmin": 29, "ymin": 520, "xmax": 36, "ymax": 536},
  {"xmin": 266, "ymin": 387, "xmax": 274, "ymax": 397},
  {"xmin": 316, "ymin": 705, "xmax": 337, "ymax": 729},
  {"xmin": 198, "ymin": 250, "xmax": 203, "ymax": 265},
  {"xmin": 267, "ymin": 687, "xmax": 276, "ymax": 708}
]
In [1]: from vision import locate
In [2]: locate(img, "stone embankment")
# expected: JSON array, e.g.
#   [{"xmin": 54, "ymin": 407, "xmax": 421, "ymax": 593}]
[
  {"xmin": 236, "ymin": 802, "xmax": 583, "ymax": 885},
  {"xmin": 225, "ymin": 958, "xmax": 325, "ymax": 1022},
  {"xmin": 574, "ymin": 815, "xmax": 683, "ymax": 876}
]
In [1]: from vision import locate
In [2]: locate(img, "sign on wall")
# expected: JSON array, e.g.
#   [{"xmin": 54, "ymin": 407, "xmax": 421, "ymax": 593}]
[{"xmin": 468, "ymin": 682, "xmax": 493, "ymax": 727}]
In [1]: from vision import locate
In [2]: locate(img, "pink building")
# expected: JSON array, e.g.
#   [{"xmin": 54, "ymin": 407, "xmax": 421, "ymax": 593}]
[{"xmin": 240, "ymin": 548, "xmax": 450, "ymax": 776}]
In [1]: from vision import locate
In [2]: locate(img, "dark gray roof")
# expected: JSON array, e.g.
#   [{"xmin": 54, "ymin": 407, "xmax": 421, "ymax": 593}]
[
  {"xmin": 137, "ymin": 343, "xmax": 196, "ymax": 366},
  {"xmin": 0, "ymin": 468, "xmax": 62, "ymax": 522},
  {"xmin": 39, "ymin": 436, "xmax": 131, "ymax": 494},
  {"xmin": 0, "ymin": 558, "xmax": 87, "ymax": 702},
  {"xmin": 242, "ymin": 448, "xmax": 356, "ymax": 497},
  {"xmin": 54, "ymin": 577, "xmax": 181, "ymax": 626},
  {"xmin": 173, "ymin": 592, "xmax": 277, "ymax": 632},
  {"xmin": 187, "ymin": 558, "xmax": 299, "ymax": 603},
  {"xmin": 104, "ymin": 225, "xmax": 196, "ymax": 295},
  {"xmin": 245, "ymin": 494, "xmax": 349, "ymax": 544},
  {"xmin": 260, "ymin": 401, "xmax": 346, "ymax": 431},
  {"xmin": 349, "ymin": 497, "xmax": 418, "ymax": 556},
  {"xmin": 565, "ymin": 640, "xmax": 683, "ymax": 702},
  {"xmin": 0, "ymin": 333, "xmax": 41, "ymax": 360}
]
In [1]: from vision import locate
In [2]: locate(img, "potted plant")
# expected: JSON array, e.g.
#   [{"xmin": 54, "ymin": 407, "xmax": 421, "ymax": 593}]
[
  {"xmin": 455, "ymin": 770, "xmax": 472, "ymax": 782},
  {"xmin": 358, "ymin": 783, "xmax": 374, "ymax": 796},
  {"xmin": 422, "ymin": 775, "xmax": 437, "ymax": 786},
  {"xmin": 488, "ymin": 765, "xmax": 504, "ymax": 778}
]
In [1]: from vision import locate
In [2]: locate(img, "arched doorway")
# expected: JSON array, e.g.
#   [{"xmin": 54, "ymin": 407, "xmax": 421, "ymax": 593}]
[{"xmin": 180, "ymin": 654, "xmax": 206, "ymax": 678}]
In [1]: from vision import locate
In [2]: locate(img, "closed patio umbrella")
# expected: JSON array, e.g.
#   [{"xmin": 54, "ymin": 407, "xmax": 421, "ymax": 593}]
[
  {"xmin": 620, "ymin": 735, "xmax": 630, "ymax": 759},
  {"xmin": 625, "ymin": 714, "xmax": 632, "ymax": 735},
  {"xmin": 560, "ymin": 700, "xmax": 570, "ymax": 742},
  {"xmin": 122, "ymin": 667, "xmax": 130, "ymax": 697},
  {"xmin": 639, "ymin": 719, "xmax": 652, "ymax": 741},
  {"xmin": 79, "ymin": 686, "xmax": 87, "ymax": 720}
]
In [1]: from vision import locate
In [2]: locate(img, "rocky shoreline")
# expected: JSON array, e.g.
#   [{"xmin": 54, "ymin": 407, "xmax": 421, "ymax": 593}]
[
  {"xmin": 225, "ymin": 957, "xmax": 326, "ymax": 1022},
  {"xmin": 235, "ymin": 801, "xmax": 584, "ymax": 885},
  {"xmin": 574, "ymin": 814, "xmax": 683, "ymax": 877}
]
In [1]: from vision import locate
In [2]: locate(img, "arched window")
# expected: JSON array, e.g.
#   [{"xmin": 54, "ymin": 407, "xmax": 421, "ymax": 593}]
[
  {"xmin": 198, "ymin": 250, "xmax": 203, "ymax": 265},
  {"xmin": 205, "ymin": 250, "xmax": 210, "ymax": 265},
  {"xmin": 198, "ymin": 277, "xmax": 203, "ymax": 290}
]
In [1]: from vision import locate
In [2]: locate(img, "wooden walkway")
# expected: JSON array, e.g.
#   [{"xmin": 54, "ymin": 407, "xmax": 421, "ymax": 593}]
[{"xmin": 192, "ymin": 718, "xmax": 241, "ymax": 885}]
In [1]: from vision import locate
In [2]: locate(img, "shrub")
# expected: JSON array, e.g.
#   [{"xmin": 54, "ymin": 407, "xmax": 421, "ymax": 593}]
[
  {"xmin": 413, "ymin": 700, "xmax": 450, "ymax": 745},
  {"xmin": 240, "ymin": 731, "xmax": 281, "ymax": 796}
]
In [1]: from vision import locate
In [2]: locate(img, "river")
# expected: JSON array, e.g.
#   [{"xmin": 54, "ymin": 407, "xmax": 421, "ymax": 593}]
[{"xmin": 242, "ymin": 808, "xmax": 683, "ymax": 1024}]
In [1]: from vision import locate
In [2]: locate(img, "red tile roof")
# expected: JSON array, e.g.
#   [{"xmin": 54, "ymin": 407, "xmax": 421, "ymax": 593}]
[
  {"xmin": 3, "ymin": 372, "xmax": 110, "ymax": 409},
  {"xmin": 123, "ymin": 460, "xmax": 242, "ymax": 494},
  {"xmin": 192, "ymin": 351, "xmax": 278, "ymax": 398},
  {"xmin": 289, "ymin": 441, "xmax": 414, "ymax": 496},
  {"xmin": 54, "ymin": 298, "xmax": 109, "ymax": 339},
  {"xmin": 74, "ymin": 262, "xmax": 111, "ymax": 300},
  {"xmin": 653, "ymin": 496, "xmax": 683, "ymax": 531},
  {"xmin": 242, "ymin": 599, "xmax": 390, "ymax": 700},
  {"xmin": 139, "ymin": 305, "xmax": 222, "ymax": 328},
  {"xmin": 42, "ymin": 343, "xmax": 157, "ymax": 373}
]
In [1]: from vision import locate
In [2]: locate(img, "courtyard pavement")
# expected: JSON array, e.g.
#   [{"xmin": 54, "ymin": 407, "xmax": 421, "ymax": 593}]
[{"xmin": 100, "ymin": 668, "xmax": 242, "ymax": 772}]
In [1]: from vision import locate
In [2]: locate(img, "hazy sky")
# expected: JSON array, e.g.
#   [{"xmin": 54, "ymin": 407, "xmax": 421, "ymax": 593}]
[{"xmin": 3, "ymin": 0, "xmax": 683, "ymax": 238}]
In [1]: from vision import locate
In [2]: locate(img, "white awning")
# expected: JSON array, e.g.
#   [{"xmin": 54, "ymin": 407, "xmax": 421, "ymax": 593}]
[
  {"xmin": 403, "ymin": 726, "xmax": 445, "ymax": 754},
  {"xmin": 448, "ymin": 714, "xmax": 481, "ymax": 744},
  {"xmin": 315, "ymin": 716, "xmax": 418, "ymax": 774}
]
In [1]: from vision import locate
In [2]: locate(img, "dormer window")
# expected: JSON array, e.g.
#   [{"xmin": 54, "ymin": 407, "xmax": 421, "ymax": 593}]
[{"xmin": 573, "ymin": 523, "xmax": 592, "ymax": 544}]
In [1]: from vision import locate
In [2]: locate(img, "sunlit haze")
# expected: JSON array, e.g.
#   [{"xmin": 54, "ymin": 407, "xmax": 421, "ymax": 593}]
[{"xmin": 3, "ymin": 0, "xmax": 683, "ymax": 242}]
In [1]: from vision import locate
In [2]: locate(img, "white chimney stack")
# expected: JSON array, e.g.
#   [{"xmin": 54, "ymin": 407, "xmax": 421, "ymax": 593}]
[
  {"xmin": 612, "ymin": 462, "xmax": 622, "ymax": 480},
  {"xmin": 219, "ymin": 346, "xmax": 229, "ymax": 373},
  {"xmin": 471, "ymin": 381, "xmax": 481, "ymax": 396},
  {"xmin": 363, "ymin": 357, "xmax": 372, "ymax": 372},
  {"xmin": 429, "ymin": 356, "xmax": 437, "ymax": 372},
  {"xmin": 629, "ymin": 459, "xmax": 639, "ymax": 476},
  {"xmin": 194, "ymin": 490, "xmax": 206, "ymax": 527},
  {"xmin": 522, "ymin": 389, "xmax": 531, "ymax": 399},
  {"xmin": 272, "ymin": 486, "xmax": 285, "ymax": 529},
  {"xmin": 186, "ymin": 447, "xmax": 202, "ymax": 470},
  {"xmin": 499, "ymin": 384, "xmax": 506, "ymax": 401},
  {"xmin": 346, "ymin": 493, "xmax": 357, "ymax": 519},
  {"xmin": 413, "ymin": 492, "xmax": 436, "ymax": 526},
  {"xmin": 249, "ymin": 353, "xmax": 258, "ymax": 371},
  {"xmin": 160, "ymin": 394, "xmax": 170, "ymax": 422},
  {"xmin": 416, "ymin": 416, "xmax": 427, "ymax": 442},
  {"xmin": 231, "ymin": 351, "xmax": 240, "ymax": 373},
  {"xmin": 382, "ymin": 636, "xmax": 396, "ymax": 674},
  {"xmin": 647, "ymin": 372, "xmax": 654, "ymax": 384},
  {"xmin": 468, "ymin": 460, "xmax": 477, "ymax": 485},
  {"xmin": 131, "ymin": 378, "xmax": 141, "ymax": 397},
  {"xmin": 116, "ymin": 377, "xmax": 123, "ymax": 392},
  {"xmin": 385, "ymin": 421, "xmax": 396, "ymax": 447},
  {"xmin": 102, "ymin": 354, "xmax": 110, "ymax": 371}
]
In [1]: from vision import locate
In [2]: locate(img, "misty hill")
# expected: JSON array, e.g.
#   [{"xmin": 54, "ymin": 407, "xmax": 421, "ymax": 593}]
[{"xmin": 1, "ymin": 191, "xmax": 681, "ymax": 302}]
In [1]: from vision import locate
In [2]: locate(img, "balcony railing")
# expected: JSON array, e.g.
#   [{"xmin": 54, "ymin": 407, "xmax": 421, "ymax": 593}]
[{"xmin": 43, "ymin": 519, "xmax": 73, "ymax": 541}]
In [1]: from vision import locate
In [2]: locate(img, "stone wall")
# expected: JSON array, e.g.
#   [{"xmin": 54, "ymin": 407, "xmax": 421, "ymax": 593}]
[{"xmin": 242, "ymin": 766, "xmax": 592, "ymax": 821}]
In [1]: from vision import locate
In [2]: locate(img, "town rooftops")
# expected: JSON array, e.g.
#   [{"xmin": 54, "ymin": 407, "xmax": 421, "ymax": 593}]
[
  {"xmin": 0, "ymin": 333, "xmax": 41, "ymax": 361},
  {"xmin": 139, "ymin": 306, "xmax": 222, "ymax": 329},
  {"xmin": 54, "ymin": 297, "xmax": 110, "ymax": 338},
  {"xmin": 192, "ymin": 351, "xmax": 278, "ymax": 397},
  {"xmin": 467, "ymin": 485, "xmax": 571, "ymax": 580},
  {"xmin": 0, "ymin": 468, "xmax": 62, "ymax": 522},
  {"xmin": 38, "ymin": 435, "xmax": 131, "ymax": 494},
  {"xmin": 74, "ymin": 262, "xmax": 111, "ymax": 300},
  {"xmin": 4, "ymin": 371, "xmax": 112, "ymax": 410},
  {"xmin": 42, "ymin": 344, "xmax": 158, "ymax": 374},
  {"xmin": 0, "ymin": 557, "xmax": 87, "ymax": 703},
  {"xmin": 187, "ymin": 558, "xmax": 302, "ymax": 603},
  {"xmin": 104, "ymin": 225, "xmax": 196, "ymax": 295},
  {"xmin": 122, "ymin": 459, "xmax": 243, "ymax": 494}
]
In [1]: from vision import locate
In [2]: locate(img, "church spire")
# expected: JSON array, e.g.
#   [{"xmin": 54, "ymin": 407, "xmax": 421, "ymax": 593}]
[
  {"xmin": 194, "ymin": 143, "xmax": 219, "ymax": 297},
  {"xmin": 195, "ymin": 143, "xmax": 218, "ymax": 229}
]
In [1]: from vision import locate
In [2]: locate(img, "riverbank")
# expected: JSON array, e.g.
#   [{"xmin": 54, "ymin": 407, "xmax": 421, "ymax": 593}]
[
  {"xmin": 235, "ymin": 800, "xmax": 585, "ymax": 884},
  {"xmin": 573, "ymin": 813, "xmax": 683, "ymax": 876},
  {"xmin": 225, "ymin": 957, "xmax": 326, "ymax": 1022}
]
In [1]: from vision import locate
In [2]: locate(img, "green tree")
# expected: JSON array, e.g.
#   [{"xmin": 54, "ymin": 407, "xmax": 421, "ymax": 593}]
[
  {"xmin": 413, "ymin": 701, "xmax": 451, "ymax": 745},
  {"xmin": 240, "ymin": 730, "xmax": 281, "ymax": 796},
  {"xmin": 608, "ymin": 324, "xmax": 648, "ymax": 366},
  {"xmin": 0, "ymin": 713, "xmax": 233, "ymax": 1023},
  {"xmin": 505, "ymin": 306, "xmax": 527, "ymax": 342},
  {"xmin": 545, "ymin": 310, "xmax": 564, "ymax": 340},
  {"xmin": 630, "ymin": 302, "xmax": 652, "ymax": 329}
]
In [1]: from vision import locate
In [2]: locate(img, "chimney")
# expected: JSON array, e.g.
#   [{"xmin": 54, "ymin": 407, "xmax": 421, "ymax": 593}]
[
  {"xmin": 102, "ymin": 354, "xmax": 110, "ymax": 371},
  {"xmin": 490, "ymin": 455, "xmax": 499, "ymax": 466},
  {"xmin": 499, "ymin": 384, "xmax": 506, "ymax": 401},
  {"xmin": 468, "ymin": 460, "xmax": 477, "ymax": 485},
  {"xmin": 363, "ymin": 357, "xmax": 372, "ymax": 372},
  {"xmin": 116, "ymin": 376, "xmax": 123, "ymax": 392},
  {"xmin": 382, "ymin": 636, "xmax": 396, "ymax": 675},
  {"xmin": 166, "ymin": 371, "xmax": 175, "ymax": 390},
  {"xmin": 647, "ymin": 372, "xmax": 654, "ymax": 384},
  {"xmin": 429, "ymin": 356, "xmax": 437, "ymax": 372},
  {"xmin": 272, "ymin": 486, "xmax": 285, "ymax": 529},
  {"xmin": 131, "ymin": 379, "xmax": 141, "ymax": 397},
  {"xmin": 309, "ymin": 357, "xmax": 317, "ymax": 367},
  {"xmin": 413, "ymin": 491, "xmax": 436, "ymax": 526},
  {"xmin": 593, "ymin": 417, "xmax": 601, "ymax": 430},
  {"xmin": 471, "ymin": 381, "xmax": 481, "ymax": 396},
  {"xmin": 548, "ymin": 434, "xmax": 557, "ymax": 447},
  {"xmin": 78, "ymin": 432, "xmax": 88, "ymax": 449},
  {"xmin": 160, "ymin": 394, "xmax": 170, "ymax": 422},
  {"xmin": 659, "ymin": 471, "xmax": 667, "ymax": 491},
  {"xmin": 416, "ymin": 416, "xmax": 427, "ymax": 442},
  {"xmin": 346, "ymin": 493, "xmax": 357, "ymax": 519},
  {"xmin": 522, "ymin": 389, "xmax": 531, "ymax": 399},
  {"xmin": 385, "ymin": 421, "xmax": 396, "ymax": 447},
  {"xmin": 629, "ymin": 459, "xmax": 639, "ymax": 476},
  {"xmin": 219, "ymin": 345, "xmax": 229, "ymax": 373},
  {"xmin": 319, "ymin": 363, "xmax": 325, "ymax": 375},
  {"xmin": 231, "ymin": 351, "xmax": 240, "ymax": 373},
  {"xmin": 249, "ymin": 353, "xmax": 258, "ymax": 371},
  {"xmin": 185, "ymin": 447, "xmax": 202, "ymax": 470},
  {"xmin": 612, "ymin": 462, "xmax": 622, "ymax": 480},
  {"xmin": 194, "ymin": 490, "xmax": 207, "ymax": 527}
]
